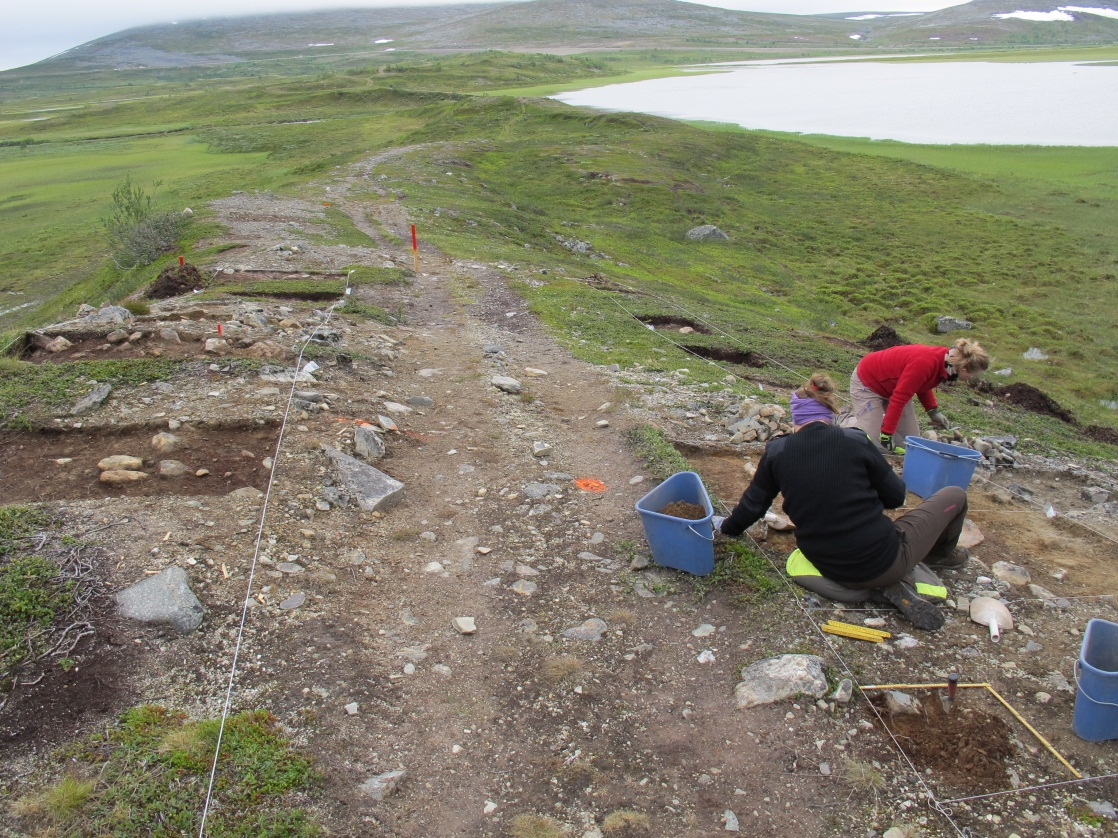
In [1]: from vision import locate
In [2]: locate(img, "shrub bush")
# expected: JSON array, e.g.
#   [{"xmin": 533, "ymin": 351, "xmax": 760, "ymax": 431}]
[{"xmin": 102, "ymin": 176, "xmax": 188, "ymax": 270}]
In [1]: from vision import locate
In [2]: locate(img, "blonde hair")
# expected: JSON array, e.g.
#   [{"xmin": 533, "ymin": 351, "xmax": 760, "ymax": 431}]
[
  {"xmin": 793, "ymin": 372, "xmax": 840, "ymax": 413},
  {"xmin": 945, "ymin": 338, "xmax": 989, "ymax": 375}
]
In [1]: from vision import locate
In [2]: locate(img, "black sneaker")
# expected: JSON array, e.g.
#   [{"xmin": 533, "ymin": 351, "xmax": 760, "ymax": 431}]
[
  {"xmin": 881, "ymin": 581, "xmax": 945, "ymax": 631},
  {"xmin": 927, "ymin": 547, "xmax": 969, "ymax": 569}
]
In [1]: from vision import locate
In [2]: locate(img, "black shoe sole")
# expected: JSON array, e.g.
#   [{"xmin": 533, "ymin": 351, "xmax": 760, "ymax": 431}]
[{"xmin": 881, "ymin": 582, "xmax": 945, "ymax": 631}]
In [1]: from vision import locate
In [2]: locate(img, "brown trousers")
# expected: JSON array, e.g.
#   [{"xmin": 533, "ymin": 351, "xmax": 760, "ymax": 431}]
[{"xmin": 861, "ymin": 486, "xmax": 968, "ymax": 588}]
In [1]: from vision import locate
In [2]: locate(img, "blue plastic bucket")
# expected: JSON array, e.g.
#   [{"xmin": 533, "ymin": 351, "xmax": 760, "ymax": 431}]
[
  {"xmin": 901, "ymin": 436, "xmax": 982, "ymax": 499},
  {"xmin": 1073, "ymin": 618, "xmax": 1118, "ymax": 741},
  {"xmin": 635, "ymin": 471, "xmax": 715, "ymax": 576}
]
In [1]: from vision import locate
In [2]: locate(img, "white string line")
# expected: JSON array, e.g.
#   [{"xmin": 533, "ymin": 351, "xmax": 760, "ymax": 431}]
[
  {"xmin": 198, "ymin": 273, "xmax": 353, "ymax": 836},
  {"xmin": 939, "ymin": 772, "xmax": 1118, "ymax": 805},
  {"xmin": 970, "ymin": 471, "xmax": 1118, "ymax": 548}
]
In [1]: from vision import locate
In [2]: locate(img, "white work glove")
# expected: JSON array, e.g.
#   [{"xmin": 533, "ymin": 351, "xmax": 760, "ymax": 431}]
[{"xmin": 711, "ymin": 515, "xmax": 727, "ymax": 532}]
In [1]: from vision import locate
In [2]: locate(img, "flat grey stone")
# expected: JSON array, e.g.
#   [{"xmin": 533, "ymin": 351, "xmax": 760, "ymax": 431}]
[
  {"xmin": 279, "ymin": 592, "xmax": 306, "ymax": 610},
  {"xmin": 71, "ymin": 383, "xmax": 113, "ymax": 415},
  {"xmin": 115, "ymin": 566, "xmax": 204, "ymax": 634},
  {"xmin": 491, "ymin": 375, "xmax": 522, "ymax": 394},
  {"xmin": 321, "ymin": 445, "xmax": 404, "ymax": 512},
  {"xmin": 733, "ymin": 655, "xmax": 827, "ymax": 708},
  {"xmin": 561, "ymin": 618, "xmax": 608, "ymax": 641}
]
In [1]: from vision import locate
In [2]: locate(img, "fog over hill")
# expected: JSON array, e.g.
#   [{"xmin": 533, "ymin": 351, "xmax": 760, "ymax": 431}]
[{"xmin": 12, "ymin": 0, "xmax": 1117, "ymax": 74}]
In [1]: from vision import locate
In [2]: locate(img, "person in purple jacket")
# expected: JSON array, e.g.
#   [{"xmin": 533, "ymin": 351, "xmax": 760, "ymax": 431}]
[{"xmin": 715, "ymin": 373, "xmax": 969, "ymax": 631}]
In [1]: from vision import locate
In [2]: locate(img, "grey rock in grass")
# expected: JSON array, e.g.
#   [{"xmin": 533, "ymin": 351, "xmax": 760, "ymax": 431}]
[
  {"xmin": 321, "ymin": 445, "xmax": 404, "ymax": 512},
  {"xmin": 935, "ymin": 315, "xmax": 973, "ymax": 333},
  {"xmin": 71, "ymin": 383, "xmax": 113, "ymax": 415},
  {"xmin": 1023, "ymin": 347, "xmax": 1049, "ymax": 360},
  {"xmin": 115, "ymin": 566, "xmax": 204, "ymax": 635},
  {"xmin": 733, "ymin": 654, "xmax": 827, "ymax": 708},
  {"xmin": 685, "ymin": 224, "xmax": 729, "ymax": 242}
]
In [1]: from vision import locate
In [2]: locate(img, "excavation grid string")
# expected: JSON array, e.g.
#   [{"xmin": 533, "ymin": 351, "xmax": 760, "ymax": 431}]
[{"xmin": 198, "ymin": 273, "xmax": 354, "ymax": 836}]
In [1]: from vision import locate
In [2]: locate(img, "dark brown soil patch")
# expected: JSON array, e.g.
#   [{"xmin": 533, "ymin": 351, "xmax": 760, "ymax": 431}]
[
  {"xmin": 659, "ymin": 500, "xmax": 706, "ymax": 519},
  {"xmin": 1082, "ymin": 424, "xmax": 1118, "ymax": 446},
  {"xmin": 0, "ymin": 620, "xmax": 133, "ymax": 751},
  {"xmin": 0, "ymin": 424, "xmax": 279, "ymax": 502},
  {"xmin": 639, "ymin": 315, "xmax": 712, "ymax": 334},
  {"xmin": 870, "ymin": 690, "xmax": 1014, "ymax": 791},
  {"xmin": 681, "ymin": 345, "xmax": 766, "ymax": 368},
  {"xmin": 991, "ymin": 383, "xmax": 1074, "ymax": 423},
  {"xmin": 147, "ymin": 263, "xmax": 207, "ymax": 299},
  {"xmin": 861, "ymin": 325, "xmax": 909, "ymax": 351}
]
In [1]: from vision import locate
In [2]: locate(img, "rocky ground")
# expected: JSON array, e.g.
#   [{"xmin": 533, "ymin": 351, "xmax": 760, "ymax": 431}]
[{"xmin": 2, "ymin": 153, "xmax": 1118, "ymax": 837}]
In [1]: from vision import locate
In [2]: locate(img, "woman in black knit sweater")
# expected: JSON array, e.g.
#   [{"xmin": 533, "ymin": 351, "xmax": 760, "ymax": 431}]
[{"xmin": 716, "ymin": 374, "xmax": 968, "ymax": 631}]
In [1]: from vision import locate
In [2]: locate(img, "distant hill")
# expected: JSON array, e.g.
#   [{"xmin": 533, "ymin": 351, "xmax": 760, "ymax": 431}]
[{"xmin": 14, "ymin": 0, "xmax": 1118, "ymax": 73}]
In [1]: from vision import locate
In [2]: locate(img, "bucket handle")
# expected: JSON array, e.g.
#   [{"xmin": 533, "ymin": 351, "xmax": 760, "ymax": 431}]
[
  {"xmin": 688, "ymin": 524, "xmax": 715, "ymax": 542},
  {"xmin": 905, "ymin": 437, "xmax": 980, "ymax": 461},
  {"xmin": 1074, "ymin": 660, "xmax": 1118, "ymax": 708}
]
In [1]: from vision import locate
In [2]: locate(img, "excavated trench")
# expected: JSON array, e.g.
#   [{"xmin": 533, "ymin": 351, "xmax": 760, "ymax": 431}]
[
  {"xmin": 637, "ymin": 315, "xmax": 712, "ymax": 333},
  {"xmin": 681, "ymin": 344, "xmax": 767, "ymax": 368},
  {"xmin": 0, "ymin": 421, "xmax": 280, "ymax": 502}
]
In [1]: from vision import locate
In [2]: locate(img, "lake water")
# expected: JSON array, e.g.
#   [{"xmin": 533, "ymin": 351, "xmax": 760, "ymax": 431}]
[{"xmin": 553, "ymin": 59, "xmax": 1118, "ymax": 146}]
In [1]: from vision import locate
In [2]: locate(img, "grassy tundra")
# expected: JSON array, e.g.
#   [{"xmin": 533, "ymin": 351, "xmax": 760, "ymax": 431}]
[{"xmin": 0, "ymin": 49, "xmax": 1115, "ymax": 456}]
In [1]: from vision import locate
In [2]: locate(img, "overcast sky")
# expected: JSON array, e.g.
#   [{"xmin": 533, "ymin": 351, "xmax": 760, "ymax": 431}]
[{"xmin": 1, "ymin": 0, "xmax": 970, "ymax": 73}]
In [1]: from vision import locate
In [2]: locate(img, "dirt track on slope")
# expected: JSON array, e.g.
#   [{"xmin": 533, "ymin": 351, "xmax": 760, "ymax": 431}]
[{"xmin": 4, "ymin": 153, "xmax": 1118, "ymax": 837}]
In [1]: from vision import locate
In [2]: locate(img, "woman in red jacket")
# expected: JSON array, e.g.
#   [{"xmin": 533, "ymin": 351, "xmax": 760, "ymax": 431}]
[
  {"xmin": 849, "ymin": 339, "xmax": 992, "ymax": 455},
  {"xmin": 852, "ymin": 338, "xmax": 989, "ymax": 454}
]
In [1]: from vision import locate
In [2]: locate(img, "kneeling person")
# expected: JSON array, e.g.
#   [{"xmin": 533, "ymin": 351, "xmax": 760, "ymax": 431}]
[{"xmin": 716, "ymin": 374, "xmax": 968, "ymax": 631}]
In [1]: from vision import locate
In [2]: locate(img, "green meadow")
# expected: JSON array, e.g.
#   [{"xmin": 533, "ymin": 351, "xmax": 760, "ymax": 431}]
[{"xmin": 0, "ymin": 49, "xmax": 1115, "ymax": 455}]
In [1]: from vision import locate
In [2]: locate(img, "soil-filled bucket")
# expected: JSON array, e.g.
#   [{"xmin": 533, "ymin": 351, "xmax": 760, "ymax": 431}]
[
  {"xmin": 1073, "ymin": 618, "xmax": 1118, "ymax": 741},
  {"xmin": 635, "ymin": 471, "xmax": 715, "ymax": 576},
  {"xmin": 902, "ymin": 436, "xmax": 982, "ymax": 499}
]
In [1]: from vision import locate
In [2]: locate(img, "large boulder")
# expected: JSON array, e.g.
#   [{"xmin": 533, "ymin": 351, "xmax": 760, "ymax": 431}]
[
  {"xmin": 733, "ymin": 654, "xmax": 828, "ymax": 708},
  {"xmin": 115, "ymin": 566, "xmax": 204, "ymax": 634},
  {"xmin": 685, "ymin": 225, "xmax": 729, "ymax": 242}
]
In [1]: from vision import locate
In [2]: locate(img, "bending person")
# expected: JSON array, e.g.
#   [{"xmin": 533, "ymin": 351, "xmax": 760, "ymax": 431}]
[
  {"xmin": 850, "ymin": 338, "xmax": 989, "ymax": 455},
  {"xmin": 715, "ymin": 373, "xmax": 969, "ymax": 631}
]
